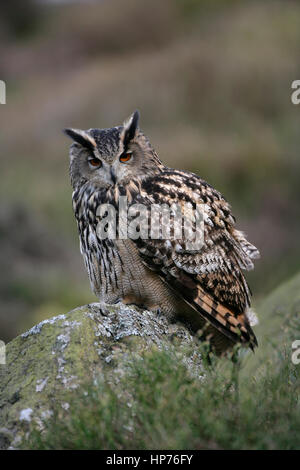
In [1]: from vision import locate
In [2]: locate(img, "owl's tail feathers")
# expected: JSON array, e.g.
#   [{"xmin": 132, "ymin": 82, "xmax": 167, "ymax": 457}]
[
  {"xmin": 192, "ymin": 285, "xmax": 258, "ymax": 350},
  {"xmin": 172, "ymin": 274, "xmax": 258, "ymax": 351}
]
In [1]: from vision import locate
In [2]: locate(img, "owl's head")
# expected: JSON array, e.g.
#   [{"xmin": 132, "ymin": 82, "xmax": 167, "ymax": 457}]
[{"xmin": 64, "ymin": 111, "xmax": 162, "ymax": 189}]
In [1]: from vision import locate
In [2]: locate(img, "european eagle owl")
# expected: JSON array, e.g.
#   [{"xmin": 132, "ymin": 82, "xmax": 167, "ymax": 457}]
[{"xmin": 65, "ymin": 111, "xmax": 260, "ymax": 354}]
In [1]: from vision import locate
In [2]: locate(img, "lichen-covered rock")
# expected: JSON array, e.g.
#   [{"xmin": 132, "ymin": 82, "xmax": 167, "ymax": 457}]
[{"xmin": 0, "ymin": 302, "xmax": 202, "ymax": 449}]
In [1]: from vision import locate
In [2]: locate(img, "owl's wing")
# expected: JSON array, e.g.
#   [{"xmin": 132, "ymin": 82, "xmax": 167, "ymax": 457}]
[{"xmin": 132, "ymin": 169, "xmax": 259, "ymax": 349}]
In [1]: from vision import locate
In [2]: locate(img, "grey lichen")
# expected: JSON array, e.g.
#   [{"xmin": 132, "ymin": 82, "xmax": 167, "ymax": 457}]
[
  {"xmin": 0, "ymin": 302, "xmax": 203, "ymax": 449},
  {"xmin": 35, "ymin": 378, "xmax": 49, "ymax": 393},
  {"xmin": 21, "ymin": 314, "xmax": 68, "ymax": 338}
]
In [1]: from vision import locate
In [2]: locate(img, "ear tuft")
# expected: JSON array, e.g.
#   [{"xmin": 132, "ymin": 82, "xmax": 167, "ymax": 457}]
[
  {"xmin": 122, "ymin": 110, "xmax": 140, "ymax": 145},
  {"xmin": 63, "ymin": 128, "xmax": 96, "ymax": 151}
]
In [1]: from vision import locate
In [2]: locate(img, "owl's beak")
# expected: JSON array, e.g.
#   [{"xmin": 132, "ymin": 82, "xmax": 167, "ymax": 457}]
[{"xmin": 110, "ymin": 167, "xmax": 117, "ymax": 185}]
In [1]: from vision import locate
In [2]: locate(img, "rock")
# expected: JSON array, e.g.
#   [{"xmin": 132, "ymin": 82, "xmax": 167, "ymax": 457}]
[{"xmin": 0, "ymin": 302, "xmax": 202, "ymax": 449}]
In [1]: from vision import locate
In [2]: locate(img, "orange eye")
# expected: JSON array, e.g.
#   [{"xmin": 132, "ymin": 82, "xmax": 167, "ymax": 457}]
[
  {"xmin": 88, "ymin": 157, "xmax": 101, "ymax": 168},
  {"xmin": 119, "ymin": 152, "xmax": 132, "ymax": 163}
]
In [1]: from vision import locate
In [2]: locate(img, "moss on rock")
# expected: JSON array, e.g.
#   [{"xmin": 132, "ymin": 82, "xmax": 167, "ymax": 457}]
[{"xmin": 0, "ymin": 302, "xmax": 202, "ymax": 449}]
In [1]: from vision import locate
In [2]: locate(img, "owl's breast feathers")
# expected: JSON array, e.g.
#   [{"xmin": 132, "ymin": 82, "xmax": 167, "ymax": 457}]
[{"xmin": 72, "ymin": 168, "xmax": 260, "ymax": 350}]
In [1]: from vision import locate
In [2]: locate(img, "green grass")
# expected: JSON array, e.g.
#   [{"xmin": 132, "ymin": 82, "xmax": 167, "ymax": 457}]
[{"xmin": 23, "ymin": 274, "xmax": 300, "ymax": 450}]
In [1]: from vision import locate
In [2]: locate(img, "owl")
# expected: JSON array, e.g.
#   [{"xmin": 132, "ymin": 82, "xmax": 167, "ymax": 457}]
[{"xmin": 64, "ymin": 111, "xmax": 260, "ymax": 354}]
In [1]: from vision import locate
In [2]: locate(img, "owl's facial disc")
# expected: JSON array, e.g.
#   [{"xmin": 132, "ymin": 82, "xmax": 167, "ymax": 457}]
[
  {"xmin": 87, "ymin": 156, "xmax": 116, "ymax": 185},
  {"xmin": 65, "ymin": 110, "xmax": 162, "ymax": 189}
]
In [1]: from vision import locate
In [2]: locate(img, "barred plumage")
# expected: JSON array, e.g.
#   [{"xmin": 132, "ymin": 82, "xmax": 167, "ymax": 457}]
[{"xmin": 65, "ymin": 111, "xmax": 260, "ymax": 354}]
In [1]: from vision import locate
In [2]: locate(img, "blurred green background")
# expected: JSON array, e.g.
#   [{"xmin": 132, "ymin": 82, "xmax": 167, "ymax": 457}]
[{"xmin": 1, "ymin": 0, "xmax": 300, "ymax": 342}]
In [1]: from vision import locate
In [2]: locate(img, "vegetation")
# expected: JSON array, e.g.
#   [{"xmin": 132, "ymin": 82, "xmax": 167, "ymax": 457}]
[{"xmin": 23, "ymin": 273, "xmax": 300, "ymax": 450}]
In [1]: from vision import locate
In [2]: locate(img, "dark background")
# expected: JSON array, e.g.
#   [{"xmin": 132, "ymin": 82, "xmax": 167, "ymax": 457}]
[{"xmin": 1, "ymin": 0, "xmax": 300, "ymax": 341}]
